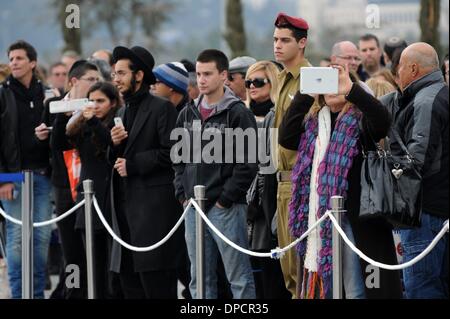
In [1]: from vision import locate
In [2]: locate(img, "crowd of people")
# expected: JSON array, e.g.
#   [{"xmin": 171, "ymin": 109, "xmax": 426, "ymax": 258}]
[{"xmin": 0, "ymin": 11, "xmax": 448, "ymax": 300}]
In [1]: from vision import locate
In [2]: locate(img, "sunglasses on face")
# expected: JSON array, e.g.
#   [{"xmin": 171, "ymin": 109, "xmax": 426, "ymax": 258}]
[{"xmin": 245, "ymin": 78, "xmax": 270, "ymax": 89}]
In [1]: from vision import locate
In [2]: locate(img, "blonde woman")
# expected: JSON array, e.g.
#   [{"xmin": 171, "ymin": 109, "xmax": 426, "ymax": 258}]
[
  {"xmin": 246, "ymin": 60, "xmax": 291, "ymax": 299},
  {"xmin": 245, "ymin": 61, "xmax": 280, "ymax": 123},
  {"xmin": 366, "ymin": 78, "xmax": 396, "ymax": 98}
]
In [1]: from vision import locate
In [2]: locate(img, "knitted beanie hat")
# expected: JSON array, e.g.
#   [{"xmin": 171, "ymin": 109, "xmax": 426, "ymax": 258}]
[{"xmin": 153, "ymin": 62, "xmax": 189, "ymax": 94}]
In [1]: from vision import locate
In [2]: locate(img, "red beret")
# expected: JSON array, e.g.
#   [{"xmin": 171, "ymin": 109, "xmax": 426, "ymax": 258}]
[{"xmin": 275, "ymin": 12, "xmax": 309, "ymax": 31}]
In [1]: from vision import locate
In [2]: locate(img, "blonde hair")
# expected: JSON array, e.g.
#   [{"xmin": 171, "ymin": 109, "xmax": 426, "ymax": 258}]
[
  {"xmin": 0, "ymin": 64, "xmax": 11, "ymax": 83},
  {"xmin": 245, "ymin": 61, "xmax": 280, "ymax": 105},
  {"xmin": 371, "ymin": 69, "xmax": 397, "ymax": 89},
  {"xmin": 365, "ymin": 78, "xmax": 396, "ymax": 98}
]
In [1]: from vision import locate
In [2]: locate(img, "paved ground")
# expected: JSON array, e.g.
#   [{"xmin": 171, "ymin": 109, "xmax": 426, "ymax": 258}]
[{"xmin": 0, "ymin": 258, "xmax": 10, "ymax": 299}]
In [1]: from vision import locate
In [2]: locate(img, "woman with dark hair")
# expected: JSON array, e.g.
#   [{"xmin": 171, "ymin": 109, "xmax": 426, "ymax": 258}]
[
  {"xmin": 53, "ymin": 81, "xmax": 122, "ymax": 298},
  {"xmin": 279, "ymin": 65, "xmax": 402, "ymax": 299}
]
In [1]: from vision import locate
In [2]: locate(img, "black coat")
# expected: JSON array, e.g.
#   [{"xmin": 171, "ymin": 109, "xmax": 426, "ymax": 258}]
[
  {"xmin": 279, "ymin": 84, "xmax": 403, "ymax": 299},
  {"xmin": 0, "ymin": 77, "xmax": 49, "ymax": 173},
  {"xmin": 109, "ymin": 92, "xmax": 184, "ymax": 273},
  {"xmin": 247, "ymin": 108, "xmax": 278, "ymax": 251},
  {"xmin": 52, "ymin": 113, "xmax": 115, "ymax": 231}
]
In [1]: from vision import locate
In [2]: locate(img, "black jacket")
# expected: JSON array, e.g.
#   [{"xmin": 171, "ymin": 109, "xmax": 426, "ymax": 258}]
[
  {"xmin": 52, "ymin": 113, "xmax": 116, "ymax": 230},
  {"xmin": 0, "ymin": 77, "xmax": 49, "ymax": 173},
  {"xmin": 173, "ymin": 87, "xmax": 258, "ymax": 211},
  {"xmin": 381, "ymin": 70, "xmax": 449, "ymax": 218},
  {"xmin": 108, "ymin": 91, "xmax": 183, "ymax": 273},
  {"xmin": 247, "ymin": 108, "xmax": 279, "ymax": 251}
]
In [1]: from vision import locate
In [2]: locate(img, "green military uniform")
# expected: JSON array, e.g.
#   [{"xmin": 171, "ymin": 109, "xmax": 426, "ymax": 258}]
[{"xmin": 273, "ymin": 58, "xmax": 311, "ymax": 298}]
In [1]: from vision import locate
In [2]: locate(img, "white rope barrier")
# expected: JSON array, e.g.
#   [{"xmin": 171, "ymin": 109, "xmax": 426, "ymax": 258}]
[
  {"xmin": 326, "ymin": 212, "xmax": 449, "ymax": 271},
  {"xmin": 3, "ymin": 190, "xmax": 446, "ymax": 271},
  {"xmin": 190, "ymin": 200, "xmax": 449, "ymax": 267},
  {"xmin": 93, "ymin": 195, "xmax": 449, "ymax": 270},
  {"xmin": 189, "ymin": 199, "xmax": 330, "ymax": 259},
  {"xmin": 92, "ymin": 196, "xmax": 189, "ymax": 252},
  {"xmin": 0, "ymin": 200, "xmax": 85, "ymax": 227}
]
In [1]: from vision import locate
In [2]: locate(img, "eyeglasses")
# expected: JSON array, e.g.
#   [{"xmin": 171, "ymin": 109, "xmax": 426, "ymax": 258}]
[
  {"xmin": 336, "ymin": 55, "xmax": 362, "ymax": 63},
  {"xmin": 245, "ymin": 78, "xmax": 270, "ymax": 89},
  {"xmin": 80, "ymin": 77, "xmax": 100, "ymax": 83},
  {"xmin": 111, "ymin": 71, "xmax": 132, "ymax": 79},
  {"xmin": 227, "ymin": 73, "xmax": 245, "ymax": 82}
]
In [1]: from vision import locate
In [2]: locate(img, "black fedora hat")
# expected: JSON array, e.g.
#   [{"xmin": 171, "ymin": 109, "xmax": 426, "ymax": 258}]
[{"xmin": 112, "ymin": 46, "xmax": 156, "ymax": 84}]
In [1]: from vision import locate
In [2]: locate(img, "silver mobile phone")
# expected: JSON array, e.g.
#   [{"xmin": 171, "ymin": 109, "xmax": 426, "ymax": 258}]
[{"xmin": 114, "ymin": 117, "xmax": 124, "ymax": 127}]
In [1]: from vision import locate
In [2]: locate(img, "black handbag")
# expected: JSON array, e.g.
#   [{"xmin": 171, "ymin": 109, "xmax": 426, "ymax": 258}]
[{"xmin": 359, "ymin": 129, "xmax": 422, "ymax": 229}]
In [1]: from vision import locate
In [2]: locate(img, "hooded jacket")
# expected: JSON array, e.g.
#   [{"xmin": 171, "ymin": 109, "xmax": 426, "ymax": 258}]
[
  {"xmin": 173, "ymin": 86, "xmax": 258, "ymax": 211},
  {"xmin": 382, "ymin": 70, "xmax": 449, "ymax": 218}
]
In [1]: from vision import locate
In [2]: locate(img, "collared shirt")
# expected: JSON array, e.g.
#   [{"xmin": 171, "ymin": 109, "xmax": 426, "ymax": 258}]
[{"xmin": 273, "ymin": 59, "xmax": 312, "ymax": 172}]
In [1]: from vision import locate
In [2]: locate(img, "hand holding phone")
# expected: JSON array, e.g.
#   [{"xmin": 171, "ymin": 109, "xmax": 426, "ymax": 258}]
[
  {"xmin": 35, "ymin": 123, "xmax": 51, "ymax": 141},
  {"xmin": 300, "ymin": 67, "xmax": 339, "ymax": 95},
  {"xmin": 82, "ymin": 101, "xmax": 95, "ymax": 120},
  {"xmin": 111, "ymin": 117, "xmax": 127, "ymax": 146},
  {"xmin": 114, "ymin": 117, "xmax": 124, "ymax": 127},
  {"xmin": 332, "ymin": 64, "xmax": 354, "ymax": 96}
]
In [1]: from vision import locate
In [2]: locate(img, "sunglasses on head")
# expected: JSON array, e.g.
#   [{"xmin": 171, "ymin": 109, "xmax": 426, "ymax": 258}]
[{"xmin": 245, "ymin": 78, "xmax": 270, "ymax": 89}]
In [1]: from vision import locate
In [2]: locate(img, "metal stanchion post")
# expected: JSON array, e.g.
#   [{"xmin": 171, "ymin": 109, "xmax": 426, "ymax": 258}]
[
  {"xmin": 21, "ymin": 171, "xmax": 33, "ymax": 299},
  {"xmin": 331, "ymin": 196, "xmax": 344, "ymax": 299},
  {"xmin": 83, "ymin": 180, "xmax": 96, "ymax": 299},
  {"xmin": 194, "ymin": 185, "xmax": 206, "ymax": 299}
]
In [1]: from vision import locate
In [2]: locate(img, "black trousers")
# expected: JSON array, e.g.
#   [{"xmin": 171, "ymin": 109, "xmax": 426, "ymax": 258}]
[
  {"xmin": 119, "ymin": 269, "xmax": 177, "ymax": 299},
  {"xmin": 251, "ymin": 256, "xmax": 291, "ymax": 299},
  {"xmin": 54, "ymin": 186, "xmax": 87, "ymax": 299}
]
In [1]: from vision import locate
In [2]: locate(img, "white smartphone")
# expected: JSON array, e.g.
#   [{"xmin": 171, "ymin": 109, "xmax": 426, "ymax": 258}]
[
  {"xmin": 49, "ymin": 98, "xmax": 90, "ymax": 114},
  {"xmin": 300, "ymin": 67, "xmax": 339, "ymax": 95},
  {"xmin": 114, "ymin": 117, "xmax": 124, "ymax": 127}
]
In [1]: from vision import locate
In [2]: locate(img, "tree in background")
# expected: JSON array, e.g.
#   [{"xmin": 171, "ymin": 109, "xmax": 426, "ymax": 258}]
[
  {"xmin": 420, "ymin": 0, "xmax": 441, "ymax": 56},
  {"xmin": 53, "ymin": 0, "xmax": 172, "ymax": 56},
  {"xmin": 224, "ymin": 0, "xmax": 247, "ymax": 58},
  {"xmin": 86, "ymin": 0, "xmax": 173, "ymax": 51}
]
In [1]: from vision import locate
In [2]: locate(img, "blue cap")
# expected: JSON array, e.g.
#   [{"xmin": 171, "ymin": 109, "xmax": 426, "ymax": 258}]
[{"xmin": 153, "ymin": 62, "xmax": 189, "ymax": 94}]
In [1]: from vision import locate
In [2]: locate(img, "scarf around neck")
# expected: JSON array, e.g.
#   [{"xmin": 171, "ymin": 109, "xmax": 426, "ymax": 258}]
[
  {"xmin": 289, "ymin": 105, "xmax": 361, "ymax": 298},
  {"xmin": 250, "ymin": 99, "xmax": 273, "ymax": 117}
]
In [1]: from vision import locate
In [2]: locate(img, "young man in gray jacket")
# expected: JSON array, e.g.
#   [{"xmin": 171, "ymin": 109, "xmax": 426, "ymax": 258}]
[{"xmin": 173, "ymin": 49, "xmax": 257, "ymax": 299}]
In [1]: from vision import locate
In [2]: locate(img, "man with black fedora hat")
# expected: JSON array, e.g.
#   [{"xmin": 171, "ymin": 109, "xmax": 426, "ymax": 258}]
[{"xmin": 108, "ymin": 45, "xmax": 184, "ymax": 298}]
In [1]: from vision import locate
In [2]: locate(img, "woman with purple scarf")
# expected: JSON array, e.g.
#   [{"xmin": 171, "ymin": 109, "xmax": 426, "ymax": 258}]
[{"xmin": 279, "ymin": 65, "xmax": 403, "ymax": 299}]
